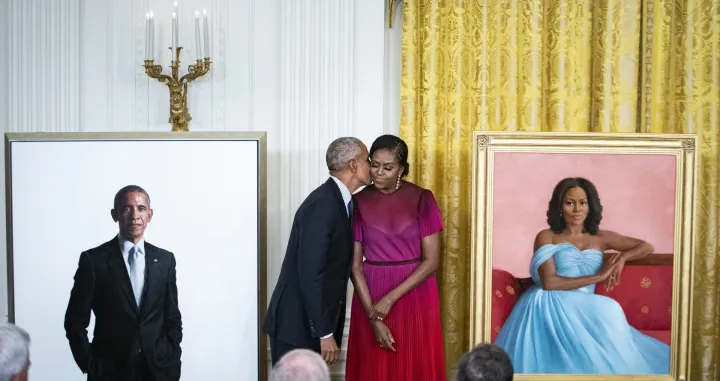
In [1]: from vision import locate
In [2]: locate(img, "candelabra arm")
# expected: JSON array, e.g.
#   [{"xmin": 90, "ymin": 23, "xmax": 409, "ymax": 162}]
[
  {"xmin": 179, "ymin": 58, "xmax": 213, "ymax": 84},
  {"xmin": 144, "ymin": 60, "xmax": 174, "ymax": 83}
]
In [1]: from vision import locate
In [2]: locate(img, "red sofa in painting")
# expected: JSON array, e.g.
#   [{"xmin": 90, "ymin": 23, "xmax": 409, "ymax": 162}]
[{"xmin": 491, "ymin": 254, "xmax": 674, "ymax": 345}]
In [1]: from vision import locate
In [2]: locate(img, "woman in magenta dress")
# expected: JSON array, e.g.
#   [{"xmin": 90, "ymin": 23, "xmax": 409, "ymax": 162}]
[{"xmin": 345, "ymin": 135, "xmax": 446, "ymax": 381}]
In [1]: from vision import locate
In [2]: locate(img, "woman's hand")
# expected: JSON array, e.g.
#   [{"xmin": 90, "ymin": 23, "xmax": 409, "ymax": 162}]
[
  {"xmin": 370, "ymin": 320, "xmax": 396, "ymax": 352},
  {"xmin": 599, "ymin": 253, "xmax": 622, "ymax": 280},
  {"xmin": 604, "ymin": 253, "xmax": 626, "ymax": 292},
  {"xmin": 368, "ymin": 295, "xmax": 396, "ymax": 321}
]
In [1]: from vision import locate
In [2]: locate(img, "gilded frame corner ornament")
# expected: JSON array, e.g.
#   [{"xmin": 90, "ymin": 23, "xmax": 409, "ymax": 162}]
[
  {"xmin": 477, "ymin": 134, "xmax": 489, "ymax": 149},
  {"xmin": 682, "ymin": 138, "xmax": 694, "ymax": 151},
  {"xmin": 469, "ymin": 131, "xmax": 698, "ymax": 381}
]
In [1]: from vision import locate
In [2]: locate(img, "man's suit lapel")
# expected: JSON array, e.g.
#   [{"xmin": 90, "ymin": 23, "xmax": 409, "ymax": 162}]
[
  {"xmin": 139, "ymin": 243, "xmax": 162, "ymax": 315},
  {"xmin": 325, "ymin": 178, "xmax": 353, "ymax": 237},
  {"xmin": 105, "ymin": 238, "xmax": 139, "ymax": 315},
  {"xmin": 325, "ymin": 178, "xmax": 354, "ymax": 279}
]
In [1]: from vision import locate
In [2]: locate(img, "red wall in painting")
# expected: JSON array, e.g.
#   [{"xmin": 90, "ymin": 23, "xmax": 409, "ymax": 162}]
[{"xmin": 491, "ymin": 152, "xmax": 677, "ymax": 278}]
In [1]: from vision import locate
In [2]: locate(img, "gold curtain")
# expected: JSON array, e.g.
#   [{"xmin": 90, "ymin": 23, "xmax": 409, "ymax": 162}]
[{"xmin": 399, "ymin": 0, "xmax": 720, "ymax": 379}]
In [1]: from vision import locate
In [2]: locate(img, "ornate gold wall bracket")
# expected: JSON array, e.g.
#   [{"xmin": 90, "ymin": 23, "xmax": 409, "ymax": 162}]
[{"xmin": 144, "ymin": 47, "xmax": 212, "ymax": 132}]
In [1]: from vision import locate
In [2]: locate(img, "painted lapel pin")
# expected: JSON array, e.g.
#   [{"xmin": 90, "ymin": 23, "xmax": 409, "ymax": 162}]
[{"xmin": 153, "ymin": 259, "xmax": 158, "ymax": 263}]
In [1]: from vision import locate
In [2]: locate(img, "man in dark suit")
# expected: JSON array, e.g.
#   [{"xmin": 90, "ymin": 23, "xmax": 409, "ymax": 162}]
[
  {"xmin": 64, "ymin": 185, "xmax": 182, "ymax": 381},
  {"xmin": 264, "ymin": 137, "xmax": 371, "ymax": 366}
]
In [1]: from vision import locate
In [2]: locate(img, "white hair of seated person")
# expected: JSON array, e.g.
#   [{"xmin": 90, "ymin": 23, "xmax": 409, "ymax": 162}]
[
  {"xmin": 0, "ymin": 323, "xmax": 31, "ymax": 381},
  {"xmin": 270, "ymin": 349, "xmax": 330, "ymax": 381}
]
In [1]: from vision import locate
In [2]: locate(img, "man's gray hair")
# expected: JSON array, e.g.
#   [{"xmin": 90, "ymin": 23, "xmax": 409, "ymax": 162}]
[
  {"xmin": 269, "ymin": 349, "xmax": 330, "ymax": 381},
  {"xmin": 0, "ymin": 323, "xmax": 30, "ymax": 381},
  {"xmin": 326, "ymin": 137, "xmax": 363, "ymax": 172}
]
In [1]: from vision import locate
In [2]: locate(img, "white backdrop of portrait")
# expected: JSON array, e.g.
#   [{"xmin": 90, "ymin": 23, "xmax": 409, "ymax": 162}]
[{"xmin": 6, "ymin": 135, "xmax": 265, "ymax": 381}]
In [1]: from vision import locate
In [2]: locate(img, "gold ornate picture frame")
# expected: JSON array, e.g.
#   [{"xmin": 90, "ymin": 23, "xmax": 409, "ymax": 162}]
[{"xmin": 469, "ymin": 131, "xmax": 697, "ymax": 381}]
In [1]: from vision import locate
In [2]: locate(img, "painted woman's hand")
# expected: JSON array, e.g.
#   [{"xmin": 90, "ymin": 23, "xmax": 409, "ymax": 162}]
[{"xmin": 605, "ymin": 253, "xmax": 626, "ymax": 292}]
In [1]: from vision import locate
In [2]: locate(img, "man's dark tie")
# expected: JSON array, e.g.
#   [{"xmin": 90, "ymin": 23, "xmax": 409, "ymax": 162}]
[{"xmin": 347, "ymin": 199, "xmax": 354, "ymax": 222}]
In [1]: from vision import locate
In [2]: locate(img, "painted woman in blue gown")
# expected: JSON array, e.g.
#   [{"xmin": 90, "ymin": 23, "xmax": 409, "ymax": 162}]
[{"xmin": 494, "ymin": 177, "xmax": 671, "ymax": 374}]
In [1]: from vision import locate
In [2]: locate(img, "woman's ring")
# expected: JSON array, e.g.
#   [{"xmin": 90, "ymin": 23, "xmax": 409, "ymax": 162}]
[{"xmin": 377, "ymin": 316, "xmax": 383, "ymax": 321}]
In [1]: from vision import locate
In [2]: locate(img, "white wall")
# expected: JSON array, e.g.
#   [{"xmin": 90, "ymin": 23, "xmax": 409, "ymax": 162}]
[
  {"xmin": 0, "ymin": 0, "xmax": 8, "ymax": 140},
  {"xmin": 0, "ymin": 0, "xmax": 402, "ymax": 378},
  {"xmin": 384, "ymin": 0, "xmax": 403, "ymax": 135}
]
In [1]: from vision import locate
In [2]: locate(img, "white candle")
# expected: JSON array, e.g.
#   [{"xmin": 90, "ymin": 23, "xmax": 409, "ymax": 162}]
[
  {"xmin": 174, "ymin": 2, "xmax": 179, "ymax": 48},
  {"xmin": 172, "ymin": 12, "xmax": 178, "ymax": 60},
  {"xmin": 145, "ymin": 13, "xmax": 149, "ymax": 59},
  {"xmin": 203, "ymin": 9, "xmax": 209, "ymax": 58},
  {"xmin": 195, "ymin": 11, "xmax": 201, "ymax": 60},
  {"xmin": 149, "ymin": 11, "xmax": 154, "ymax": 60}
]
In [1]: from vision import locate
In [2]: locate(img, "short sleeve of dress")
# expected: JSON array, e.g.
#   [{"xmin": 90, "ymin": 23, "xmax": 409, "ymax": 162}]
[
  {"xmin": 418, "ymin": 189, "xmax": 444, "ymax": 238},
  {"xmin": 352, "ymin": 202, "xmax": 363, "ymax": 242},
  {"xmin": 529, "ymin": 245, "xmax": 558, "ymax": 285}
]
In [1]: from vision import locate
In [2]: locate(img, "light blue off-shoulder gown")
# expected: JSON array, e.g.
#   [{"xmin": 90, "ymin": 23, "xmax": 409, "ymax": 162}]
[{"xmin": 494, "ymin": 243, "xmax": 670, "ymax": 374}]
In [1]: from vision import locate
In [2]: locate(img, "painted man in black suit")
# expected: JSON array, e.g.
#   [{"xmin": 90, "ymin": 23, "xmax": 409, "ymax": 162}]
[
  {"xmin": 264, "ymin": 137, "xmax": 371, "ymax": 366},
  {"xmin": 64, "ymin": 185, "xmax": 182, "ymax": 381}
]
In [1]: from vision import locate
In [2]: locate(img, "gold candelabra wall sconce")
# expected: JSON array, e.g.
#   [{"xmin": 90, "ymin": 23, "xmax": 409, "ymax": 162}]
[{"xmin": 143, "ymin": 4, "xmax": 211, "ymax": 132}]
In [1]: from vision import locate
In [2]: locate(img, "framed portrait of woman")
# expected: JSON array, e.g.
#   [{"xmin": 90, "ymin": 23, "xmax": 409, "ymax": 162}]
[{"xmin": 469, "ymin": 131, "xmax": 698, "ymax": 381}]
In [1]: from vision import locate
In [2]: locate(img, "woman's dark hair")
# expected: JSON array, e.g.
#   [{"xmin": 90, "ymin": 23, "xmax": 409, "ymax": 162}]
[
  {"xmin": 369, "ymin": 134, "xmax": 410, "ymax": 177},
  {"xmin": 546, "ymin": 177, "xmax": 603, "ymax": 235},
  {"xmin": 456, "ymin": 343, "xmax": 514, "ymax": 381}
]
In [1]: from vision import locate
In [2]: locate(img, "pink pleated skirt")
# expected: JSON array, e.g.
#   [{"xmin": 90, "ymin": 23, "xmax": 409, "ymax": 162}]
[{"xmin": 345, "ymin": 262, "xmax": 447, "ymax": 381}]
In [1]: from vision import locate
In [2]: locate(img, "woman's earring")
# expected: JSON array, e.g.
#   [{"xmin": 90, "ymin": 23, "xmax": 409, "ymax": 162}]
[
  {"xmin": 560, "ymin": 211, "xmax": 563, "ymax": 216},
  {"xmin": 395, "ymin": 174, "xmax": 401, "ymax": 190}
]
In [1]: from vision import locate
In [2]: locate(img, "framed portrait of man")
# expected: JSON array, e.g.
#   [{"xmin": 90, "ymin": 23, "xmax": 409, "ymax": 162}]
[
  {"xmin": 469, "ymin": 131, "xmax": 697, "ymax": 381},
  {"xmin": 4, "ymin": 132, "xmax": 268, "ymax": 381}
]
